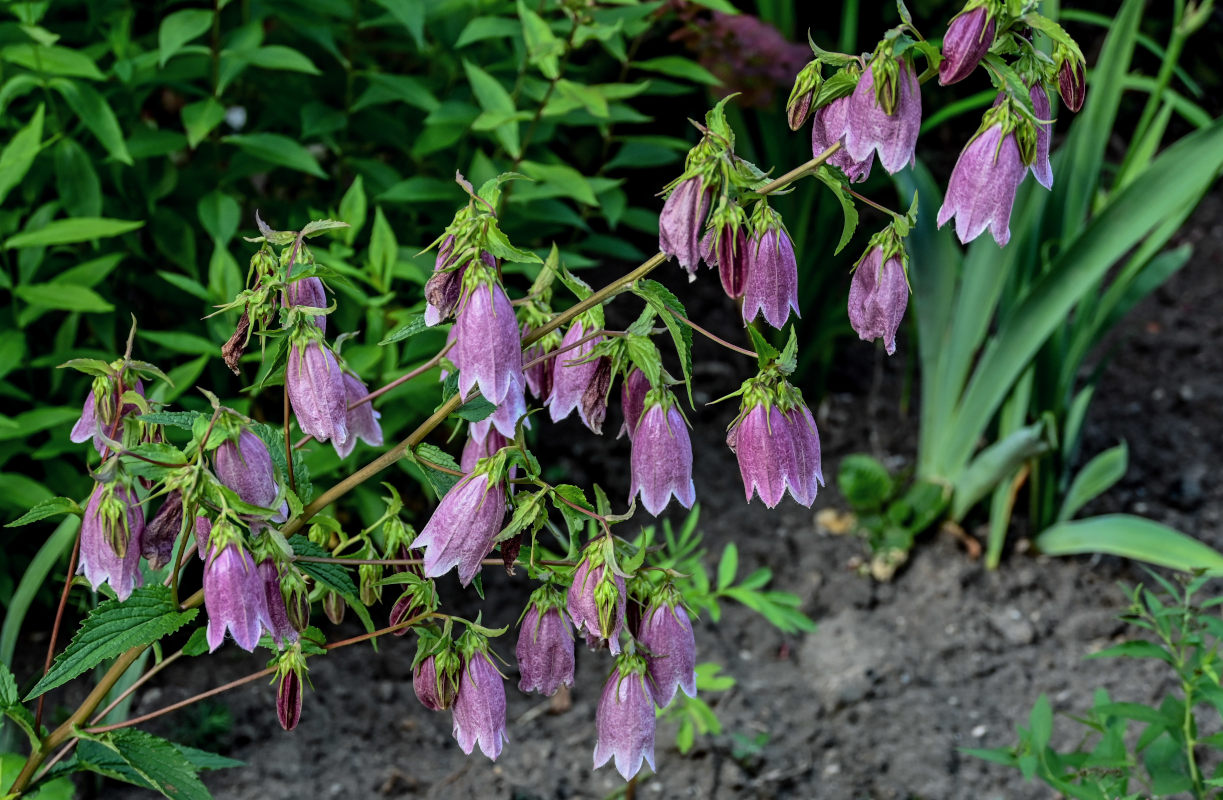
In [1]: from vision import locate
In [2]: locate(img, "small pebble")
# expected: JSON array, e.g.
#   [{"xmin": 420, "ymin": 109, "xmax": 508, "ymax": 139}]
[{"xmin": 971, "ymin": 725, "xmax": 987, "ymax": 739}]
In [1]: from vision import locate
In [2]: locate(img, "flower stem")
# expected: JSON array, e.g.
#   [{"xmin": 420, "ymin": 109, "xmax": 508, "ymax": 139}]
[
  {"xmin": 666, "ymin": 308, "xmax": 757, "ymax": 358},
  {"xmin": 33, "ymin": 532, "xmax": 81, "ymax": 733}
]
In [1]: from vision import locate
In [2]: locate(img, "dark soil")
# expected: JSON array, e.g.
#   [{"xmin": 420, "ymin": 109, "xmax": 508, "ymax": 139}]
[{"xmin": 92, "ymin": 190, "xmax": 1223, "ymax": 800}]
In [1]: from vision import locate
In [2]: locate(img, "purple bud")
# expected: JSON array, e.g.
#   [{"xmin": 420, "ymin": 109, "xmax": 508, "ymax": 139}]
[
  {"xmin": 580, "ymin": 357, "xmax": 613, "ymax": 435},
  {"xmin": 566, "ymin": 553, "xmax": 626, "ymax": 654},
  {"xmin": 452, "ymin": 650, "xmax": 507, "ymax": 760},
  {"xmin": 287, "ymin": 341, "xmax": 349, "ymax": 445},
  {"xmin": 453, "ymin": 278, "xmax": 522, "ymax": 407},
  {"xmin": 848, "ymin": 246, "xmax": 909, "ymax": 355},
  {"xmin": 618, "ymin": 369, "xmax": 650, "ymax": 441},
  {"xmin": 658, "ymin": 177, "xmax": 712, "ymax": 276},
  {"xmin": 203, "ymin": 541, "xmax": 269, "ymax": 652},
  {"xmin": 413, "ymin": 472, "xmax": 506, "ymax": 586},
  {"xmin": 936, "ymin": 119, "xmax": 1027, "ymax": 246},
  {"xmin": 414, "ymin": 654, "xmax": 456, "ymax": 711},
  {"xmin": 322, "ymin": 590, "xmax": 345, "ymax": 625},
  {"xmin": 461, "ymin": 429, "xmax": 509, "ymax": 473},
  {"xmin": 79, "ymin": 484, "xmax": 145, "ymax": 601},
  {"xmin": 522, "ymin": 327, "xmax": 558, "ymax": 401},
  {"xmin": 843, "ymin": 60, "xmax": 922, "ymax": 175},
  {"xmin": 333, "ymin": 372, "xmax": 383, "ymax": 459},
  {"xmin": 629, "ymin": 399, "xmax": 696, "ymax": 516},
  {"xmin": 593, "ymin": 656, "xmax": 656, "ymax": 780},
  {"xmin": 516, "ymin": 604, "xmax": 576, "ymax": 696},
  {"xmin": 277, "ymin": 668, "xmax": 302, "ymax": 731},
  {"xmin": 214, "ymin": 430, "xmax": 280, "ymax": 511},
  {"xmin": 285, "ymin": 277, "xmax": 327, "ymax": 331},
  {"xmin": 259, "ymin": 560, "xmax": 298, "ymax": 648},
  {"xmin": 547, "ymin": 322, "xmax": 604, "ymax": 425},
  {"xmin": 390, "ymin": 590, "xmax": 425, "ymax": 636},
  {"xmin": 637, "ymin": 603, "xmax": 697, "ymax": 708},
  {"xmin": 811, "ymin": 96, "xmax": 874, "ymax": 183},
  {"xmin": 1058, "ymin": 58, "xmax": 1086, "ymax": 113},
  {"xmin": 701, "ymin": 221, "xmax": 749, "ymax": 298},
  {"xmin": 938, "ymin": 6, "xmax": 995, "ymax": 86},
  {"xmin": 742, "ymin": 229, "xmax": 800, "ymax": 329},
  {"xmin": 1029, "ymin": 83, "xmax": 1053, "ymax": 190},
  {"xmin": 142, "ymin": 490, "xmax": 183, "ymax": 570}
]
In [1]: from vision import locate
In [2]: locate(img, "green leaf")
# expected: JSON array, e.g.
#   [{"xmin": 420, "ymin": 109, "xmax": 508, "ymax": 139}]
[
  {"xmin": 1036, "ymin": 514, "xmax": 1223, "ymax": 575},
  {"xmin": 716, "ymin": 543, "xmax": 738, "ymax": 590},
  {"xmin": 338, "ymin": 175, "xmax": 367, "ymax": 245},
  {"xmin": 1028, "ymin": 694, "xmax": 1052, "ymax": 750},
  {"xmin": 158, "ymin": 8, "xmax": 213, "ymax": 67},
  {"xmin": 14, "ymin": 283, "xmax": 115, "ymax": 313},
  {"xmin": 455, "ymin": 17, "xmax": 520, "ymax": 48},
  {"xmin": 518, "ymin": 160, "xmax": 598, "ymax": 206},
  {"xmin": 837, "ymin": 454, "xmax": 893, "ymax": 512},
  {"xmin": 518, "ymin": 0, "xmax": 562, "ymax": 79},
  {"xmin": 243, "ymin": 46, "xmax": 320, "ymax": 74},
  {"xmin": 2, "ymin": 44, "xmax": 105, "ymax": 80},
  {"xmin": 5, "ymin": 217, "xmax": 143, "ymax": 249},
  {"xmin": 197, "ymin": 190, "xmax": 241, "ymax": 243},
  {"xmin": 6, "ymin": 496, "xmax": 81, "ymax": 527},
  {"xmin": 378, "ymin": 313, "xmax": 429, "ymax": 345},
  {"xmin": 372, "ymin": 0, "xmax": 426, "ymax": 47},
  {"xmin": 1, "ymin": 516, "xmax": 79, "ymax": 669},
  {"xmin": 138, "ymin": 410, "xmax": 205, "ymax": 429},
  {"xmin": 181, "ymin": 97, "xmax": 225, "ymax": 149},
  {"xmin": 1057, "ymin": 443, "xmax": 1128, "ymax": 522},
  {"xmin": 453, "ymin": 396, "xmax": 496, "ymax": 422},
  {"xmin": 176, "ymin": 744, "xmax": 243, "ymax": 771},
  {"xmin": 634, "ymin": 279, "xmax": 693, "ymax": 404},
  {"xmin": 48, "ymin": 79, "xmax": 132, "ymax": 165},
  {"xmin": 745, "ymin": 325, "xmax": 779, "ymax": 367},
  {"xmin": 86, "ymin": 727, "xmax": 213, "ymax": 800},
  {"xmin": 26, "ymin": 585, "xmax": 198, "ymax": 700},
  {"xmin": 224, "ymin": 133, "xmax": 327, "ymax": 178},
  {"xmin": 413, "ymin": 442, "xmax": 462, "ymax": 499},
  {"xmin": 463, "ymin": 60, "xmax": 519, "ymax": 157},
  {"xmin": 352, "ymin": 73, "xmax": 440, "ymax": 113},
  {"xmin": 55, "ymin": 136, "xmax": 102, "ymax": 217},
  {"xmin": 551, "ymin": 484, "xmax": 593, "ymax": 543},
  {"xmin": 289, "ymin": 535, "xmax": 357, "ymax": 596},
  {"xmin": 367, "ymin": 206, "xmax": 396, "ymax": 282},
  {"xmin": 633, "ymin": 56, "xmax": 720, "ymax": 86},
  {"xmin": 814, "ymin": 166, "xmax": 858, "ymax": 255},
  {"xmin": 0, "ymin": 103, "xmax": 44, "ymax": 206}
]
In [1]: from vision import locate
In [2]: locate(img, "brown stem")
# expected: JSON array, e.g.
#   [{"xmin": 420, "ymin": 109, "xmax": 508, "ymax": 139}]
[
  {"xmin": 667, "ymin": 308, "xmax": 757, "ymax": 358},
  {"xmin": 83, "ymin": 666, "xmax": 275, "ymax": 735},
  {"xmin": 89, "ymin": 649, "xmax": 185, "ymax": 725},
  {"xmin": 33, "ymin": 531, "xmax": 81, "ymax": 733}
]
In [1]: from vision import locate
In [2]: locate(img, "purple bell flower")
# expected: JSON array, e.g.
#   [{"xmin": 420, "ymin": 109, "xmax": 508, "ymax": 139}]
[
  {"xmin": 79, "ymin": 484, "xmax": 145, "ymax": 601},
  {"xmin": 453, "ymin": 275, "xmax": 522, "ymax": 407},
  {"xmin": 70, "ymin": 378, "xmax": 145, "ymax": 454},
  {"xmin": 287, "ymin": 341, "xmax": 349, "ymax": 445},
  {"xmin": 629, "ymin": 395, "xmax": 696, "ymax": 516},
  {"xmin": 593, "ymin": 655, "xmax": 656, "ymax": 780},
  {"xmin": 334, "ymin": 372, "xmax": 383, "ymax": 459},
  {"xmin": 193, "ymin": 515, "xmax": 212, "ymax": 559},
  {"xmin": 938, "ymin": 6, "xmax": 995, "ymax": 86},
  {"xmin": 785, "ymin": 403, "xmax": 825, "ymax": 507},
  {"xmin": 742, "ymin": 228, "xmax": 800, "ymax": 329},
  {"xmin": 727, "ymin": 403, "xmax": 797, "ymax": 508},
  {"xmin": 285, "ymin": 276, "xmax": 327, "ymax": 331},
  {"xmin": 203, "ymin": 539, "xmax": 269, "ymax": 652},
  {"xmin": 452, "ymin": 649, "xmax": 508, "ymax": 760},
  {"xmin": 848, "ymin": 245, "xmax": 909, "ymax": 355},
  {"xmin": 842, "ymin": 59, "xmax": 922, "ymax": 175},
  {"xmin": 566, "ymin": 550, "xmax": 626, "ymax": 655},
  {"xmin": 936, "ymin": 117, "xmax": 1027, "ymax": 246},
  {"xmin": 522, "ymin": 325, "xmax": 560, "ymax": 401},
  {"xmin": 1058, "ymin": 57, "xmax": 1086, "ymax": 113},
  {"xmin": 142, "ymin": 490, "xmax": 183, "ymax": 570},
  {"xmin": 259, "ymin": 560, "xmax": 298, "ymax": 648},
  {"xmin": 700, "ymin": 217, "xmax": 749, "ymax": 298},
  {"xmin": 637, "ymin": 602, "xmax": 697, "ymax": 708},
  {"xmin": 658, "ymin": 177, "xmax": 712, "ymax": 276},
  {"xmin": 811, "ymin": 96, "xmax": 874, "ymax": 183},
  {"xmin": 547, "ymin": 322, "xmax": 605, "ymax": 428},
  {"xmin": 1029, "ymin": 83, "xmax": 1053, "ymax": 190},
  {"xmin": 619, "ymin": 369, "xmax": 650, "ymax": 441},
  {"xmin": 461, "ymin": 429, "xmax": 509, "ymax": 472},
  {"xmin": 469, "ymin": 373, "xmax": 527, "ymax": 441},
  {"xmin": 516, "ymin": 603, "xmax": 575, "ymax": 696},
  {"xmin": 214, "ymin": 429, "xmax": 281, "ymax": 512},
  {"xmin": 414, "ymin": 471, "xmax": 507, "ymax": 586}
]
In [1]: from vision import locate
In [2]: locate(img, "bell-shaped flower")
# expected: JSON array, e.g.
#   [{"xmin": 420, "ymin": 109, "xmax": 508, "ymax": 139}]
[
  {"xmin": 516, "ymin": 594, "xmax": 575, "ymax": 696},
  {"xmin": 286, "ymin": 340, "xmax": 349, "ymax": 445},
  {"xmin": 285, "ymin": 276, "xmax": 327, "ymax": 331},
  {"xmin": 214, "ymin": 429, "xmax": 281, "ymax": 513},
  {"xmin": 522, "ymin": 324, "xmax": 561, "ymax": 401},
  {"xmin": 452, "ymin": 647, "xmax": 508, "ymax": 760},
  {"xmin": 413, "ymin": 650, "xmax": 459, "ymax": 711},
  {"xmin": 259, "ymin": 560, "xmax": 298, "ymax": 648},
  {"xmin": 141, "ymin": 490, "xmax": 183, "ymax": 570},
  {"xmin": 785, "ymin": 401, "xmax": 825, "ymax": 507},
  {"xmin": 203, "ymin": 535, "xmax": 269, "ymax": 653},
  {"xmin": 334, "ymin": 372, "xmax": 383, "ymax": 459},
  {"xmin": 619, "ymin": 369, "xmax": 651, "ymax": 441},
  {"xmin": 593, "ymin": 654, "xmax": 656, "ymax": 780},
  {"xmin": 453, "ymin": 267, "xmax": 522, "ymax": 407},
  {"xmin": 413, "ymin": 469, "xmax": 506, "ymax": 586},
  {"xmin": 742, "ymin": 215, "xmax": 800, "ymax": 330},
  {"xmin": 70, "ymin": 378, "xmax": 145, "ymax": 454},
  {"xmin": 637, "ymin": 600, "xmax": 697, "ymax": 708},
  {"xmin": 547, "ymin": 321, "xmax": 605, "ymax": 426},
  {"xmin": 469, "ymin": 372, "xmax": 527, "ymax": 441},
  {"xmin": 629, "ymin": 392, "xmax": 696, "ymax": 516},
  {"xmin": 842, "ymin": 57, "xmax": 922, "ymax": 174},
  {"xmin": 461, "ymin": 429, "xmax": 509, "ymax": 472},
  {"xmin": 1029, "ymin": 83, "xmax": 1053, "ymax": 190},
  {"xmin": 938, "ymin": 5, "xmax": 995, "ymax": 85},
  {"xmin": 848, "ymin": 243, "xmax": 909, "ymax": 355},
  {"xmin": 811, "ymin": 95, "xmax": 874, "ymax": 183},
  {"xmin": 658, "ymin": 176, "xmax": 712, "ymax": 276},
  {"xmin": 566, "ymin": 545, "xmax": 626, "ymax": 654},
  {"xmin": 936, "ymin": 105, "xmax": 1029, "ymax": 246},
  {"xmin": 727, "ymin": 402, "xmax": 798, "ymax": 508},
  {"xmin": 79, "ymin": 483, "xmax": 145, "ymax": 601}
]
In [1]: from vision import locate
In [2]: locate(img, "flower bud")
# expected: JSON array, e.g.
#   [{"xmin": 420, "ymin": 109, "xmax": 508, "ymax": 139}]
[
  {"xmin": 547, "ymin": 321, "xmax": 605, "ymax": 426},
  {"xmin": 322, "ymin": 590, "xmax": 346, "ymax": 626},
  {"xmin": 281, "ymin": 568, "xmax": 312, "ymax": 632},
  {"xmin": 1058, "ymin": 56, "xmax": 1086, "ymax": 113},
  {"xmin": 579, "ymin": 357, "xmax": 613, "ymax": 435},
  {"xmin": 848, "ymin": 244, "xmax": 909, "ymax": 356},
  {"xmin": 277, "ymin": 667, "xmax": 302, "ymax": 731},
  {"xmin": 285, "ymin": 276, "xmax": 327, "ymax": 331},
  {"xmin": 389, "ymin": 580, "xmax": 435, "ymax": 635},
  {"xmin": 700, "ymin": 202, "xmax": 749, "ymax": 298},
  {"xmin": 938, "ymin": 5, "xmax": 996, "ymax": 86},
  {"xmin": 359, "ymin": 562, "xmax": 382, "ymax": 606},
  {"xmin": 286, "ymin": 341, "xmax": 349, "ymax": 445},
  {"xmin": 259, "ymin": 560, "xmax": 298, "ymax": 648},
  {"xmin": 786, "ymin": 60, "xmax": 822, "ymax": 131},
  {"xmin": 142, "ymin": 490, "xmax": 183, "ymax": 570},
  {"xmin": 593, "ymin": 654, "xmax": 656, "ymax": 780},
  {"xmin": 566, "ymin": 545, "xmax": 626, "ymax": 654},
  {"xmin": 413, "ymin": 651, "xmax": 458, "ymax": 711},
  {"xmin": 658, "ymin": 176, "xmax": 712, "ymax": 276}
]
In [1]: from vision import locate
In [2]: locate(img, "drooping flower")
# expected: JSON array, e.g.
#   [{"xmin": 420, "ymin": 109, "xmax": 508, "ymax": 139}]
[
  {"xmin": 785, "ymin": 401, "xmax": 825, "ymax": 507},
  {"xmin": 285, "ymin": 276, "xmax": 327, "ymax": 331},
  {"xmin": 194, "ymin": 515, "xmax": 212, "ymax": 560},
  {"xmin": 516, "ymin": 593, "xmax": 575, "ymax": 696},
  {"xmin": 1029, "ymin": 83, "xmax": 1053, "ymax": 190},
  {"xmin": 214, "ymin": 429, "xmax": 281, "ymax": 512},
  {"xmin": 629, "ymin": 391, "xmax": 696, "ymax": 516},
  {"xmin": 522, "ymin": 324, "xmax": 561, "ymax": 401},
  {"xmin": 286, "ymin": 340, "xmax": 349, "ymax": 445},
  {"xmin": 566, "ymin": 544, "xmax": 627, "ymax": 654},
  {"xmin": 811, "ymin": 94, "xmax": 874, "ymax": 183},
  {"xmin": 469, "ymin": 373, "xmax": 527, "ymax": 441},
  {"xmin": 413, "ymin": 469, "xmax": 506, "ymax": 586},
  {"xmin": 333, "ymin": 372, "xmax": 383, "ymax": 459},
  {"xmin": 842, "ymin": 58, "xmax": 922, "ymax": 174},
  {"xmin": 637, "ymin": 600, "xmax": 697, "ymax": 708},
  {"xmin": 727, "ymin": 382, "xmax": 824, "ymax": 508},
  {"xmin": 548, "ymin": 321, "xmax": 604, "ymax": 425},
  {"xmin": 203, "ymin": 536, "xmax": 269, "ymax": 653},
  {"xmin": 593, "ymin": 654, "xmax": 657, "ymax": 780},
  {"xmin": 461, "ymin": 429, "xmax": 509, "ymax": 472},
  {"xmin": 141, "ymin": 490, "xmax": 183, "ymax": 570},
  {"xmin": 848, "ymin": 244, "xmax": 909, "ymax": 355},
  {"xmin": 276, "ymin": 664, "xmax": 303, "ymax": 731},
  {"xmin": 426, "ymin": 245, "xmax": 494, "ymax": 327},
  {"xmin": 938, "ymin": 5, "xmax": 996, "ymax": 85},
  {"xmin": 413, "ymin": 650, "xmax": 458, "ymax": 711},
  {"xmin": 259, "ymin": 560, "xmax": 298, "ymax": 648},
  {"xmin": 700, "ymin": 202, "xmax": 749, "ymax": 298},
  {"xmin": 580, "ymin": 357, "xmax": 614, "ymax": 435},
  {"xmin": 79, "ymin": 483, "xmax": 145, "ymax": 601},
  {"xmin": 70, "ymin": 377, "xmax": 146, "ymax": 454},
  {"xmin": 452, "ymin": 268, "xmax": 522, "ymax": 407},
  {"xmin": 618, "ymin": 369, "xmax": 651, "ymax": 441},
  {"xmin": 742, "ymin": 215, "xmax": 800, "ymax": 329},
  {"xmin": 658, "ymin": 177, "xmax": 712, "ymax": 276},
  {"xmin": 452, "ymin": 647, "xmax": 508, "ymax": 760},
  {"xmin": 936, "ymin": 106, "xmax": 1029, "ymax": 247}
]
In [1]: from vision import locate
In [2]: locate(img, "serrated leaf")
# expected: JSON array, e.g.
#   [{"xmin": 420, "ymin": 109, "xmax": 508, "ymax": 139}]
[
  {"xmin": 453, "ymin": 396, "xmax": 496, "ymax": 422},
  {"xmin": 745, "ymin": 325, "xmax": 780, "ymax": 368},
  {"xmin": 26, "ymin": 585, "xmax": 197, "ymax": 699},
  {"xmin": 634, "ymin": 280, "xmax": 693, "ymax": 404},
  {"xmin": 137, "ymin": 410, "xmax": 205, "ymax": 430},
  {"xmin": 814, "ymin": 166, "xmax": 858, "ymax": 255},
  {"xmin": 289, "ymin": 535, "xmax": 357, "ymax": 596},
  {"xmin": 90, "ymin": 728, "xmax": 213, "ymax": 800},
  {"xmin": 413, "ymin": 442, "xmax": 462, "ymax": 498},
  {"xmin": 634, "ymin": 56, "xmax": 720, "ymax": 86},
  {"xmin": 182, "ymin": 626, "xmax": 209, "ymax": 656},
  {"xmin": 6, "ymin": 496, "xmax": 81, "ymax": 527},
  {"xmin": 378, "ymin": 313, "xmax": 429, "ymax": 345},
  {"xmin": 496, "ymin": 489, "xmax": 547, "ymax": 543},
  {"xmin": 551, "ymin": 484, "xmax": 592, "ymax": 542},
  {"xmin": 300, "ymin": 219, "xmax": 349, "ymax": 237}
]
